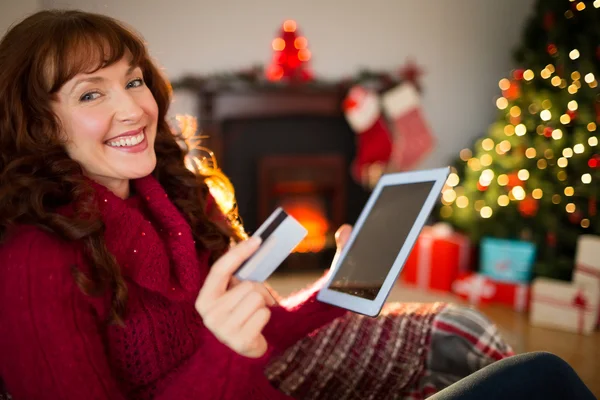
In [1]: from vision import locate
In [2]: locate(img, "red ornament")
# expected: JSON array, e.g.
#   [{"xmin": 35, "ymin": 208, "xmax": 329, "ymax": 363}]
[
  {"xmin": 266, "ymin": 20, "xmax": 313, "ymax": 82},
  {"xmin": 503, "ymin": 81, "xmax": 521, "ymax": 100},
  {"xmin": 567, "ymin": 110, "xmax": 577, "ymax": 121},
  {"xmin": 588, "ymin": 158, "xmax": 598, "ymax": 168},
  {"xmin": 507, "ymin": 172, "xmax": 522, "ymax": 188},
  {"xmin": 544, "ymin": 127, "xmax": 553, "ymax": 138},
  {"xmin": 513, "ymin": 69, "xmax": 525, "ymax": 81},
  {"xmin": 519, "ymin": 196, "xmax": 539, "ymax": 218},
  {"xmin": 547, "ymin": 44, "xmax": 558, "ymax": 56},
  {"xmin": 477, "ymin": 182, "xmax": 489, "ymax": 191},
  {"xmin": 398, "ymin": 59, "xmax": 424, "ymax": 90}
]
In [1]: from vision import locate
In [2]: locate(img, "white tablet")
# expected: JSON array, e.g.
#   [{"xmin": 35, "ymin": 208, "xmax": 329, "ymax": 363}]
[{"xmin": 317, "ymin": 167, "xmax": 450, "ymax": 317}]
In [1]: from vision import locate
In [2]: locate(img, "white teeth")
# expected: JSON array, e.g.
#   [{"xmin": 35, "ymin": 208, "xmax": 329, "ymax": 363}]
[{"xmin": 107, "ymin": 131, "xmax": 145, "ymax": 148}]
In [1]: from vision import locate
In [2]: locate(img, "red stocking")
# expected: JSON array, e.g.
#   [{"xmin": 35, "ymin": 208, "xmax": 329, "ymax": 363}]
[
  {"xmin": 382, "ymin": 83, "xmax": 435, "ymax": 171},
  {"xmin": 343, "ymin": 86, "xmax": 393, "ymax": 187}
]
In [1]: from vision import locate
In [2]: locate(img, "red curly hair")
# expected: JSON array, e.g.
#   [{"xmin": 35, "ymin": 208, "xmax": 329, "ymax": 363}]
[{"xmin": 0, "ymin": 9, "xmax": 243, "ymax": 324}]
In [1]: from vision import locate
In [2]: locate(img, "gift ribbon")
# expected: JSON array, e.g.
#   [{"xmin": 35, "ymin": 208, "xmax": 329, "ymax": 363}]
[
  {"xmin": 453, "ymin": 274, "xmax": 496, "ymax": 305},
  {"xmin": 576, "ymin": 263, "xmax": 600, "ymax": 280},
  {"xmin": 534, "ymin": 292, "xmax": 592, "ymax": 334}
]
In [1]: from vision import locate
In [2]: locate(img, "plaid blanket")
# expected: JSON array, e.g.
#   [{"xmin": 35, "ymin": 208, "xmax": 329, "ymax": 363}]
[{"xmin": 266, "ymin": 303, "xmax": 514, "ymax": 400}]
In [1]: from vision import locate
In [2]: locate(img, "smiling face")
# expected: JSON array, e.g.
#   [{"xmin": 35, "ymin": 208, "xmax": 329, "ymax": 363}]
[{"xmin": 52, "ymin": 56, "xmax": 159, "ymax": 198}]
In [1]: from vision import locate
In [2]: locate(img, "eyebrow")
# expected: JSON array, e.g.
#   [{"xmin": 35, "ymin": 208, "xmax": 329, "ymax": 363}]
[{"xmin": 69, "ymin": 64, "xmax": 140, "ymax": 95}]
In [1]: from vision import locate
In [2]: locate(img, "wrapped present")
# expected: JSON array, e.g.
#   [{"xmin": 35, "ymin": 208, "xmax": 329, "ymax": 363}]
[
  {"xmin": 530, "ymin": 277, "xmax": 599, "ymax": 335},
  {"xmin": 480, "ymin": 237, "xmax": 536, "ymax": 283},
  {"xmin": 452, "ymin": 273, "xmax": 496, "ymax": 306},
  {"xmin": 401, "ymin": 223, "xmax": 471, "ymax": 291},
  {"xmin": 573, "ymin": 235, "xmax": 600, "ymax": 325},
  {"xmin": 452, "ymin": 273, "xmax": 530, "ymax": 311}
]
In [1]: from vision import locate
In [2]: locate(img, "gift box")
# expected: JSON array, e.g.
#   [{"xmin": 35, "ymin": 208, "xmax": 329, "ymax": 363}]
[
  {"xmin": 573, "ymin": 235, "xmax": 600, "ymax": 325},
  {"xmin": 480, "ymin": 237, "xmax": 536, "ymax": 283},
  {"xmin": 401, "ymin": 223, "xmax": 471, "ymax": 291},
  {"xmin": 452, "ymin": 273, "xmax": 530, "ymax": 311},
  {"xmin": 530, "ymin": 277, "xmax": 599, "ymax": 335}
]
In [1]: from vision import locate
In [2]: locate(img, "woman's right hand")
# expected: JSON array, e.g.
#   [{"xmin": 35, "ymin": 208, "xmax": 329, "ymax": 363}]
[{"xmin": 195, "ymin": 237, "xmax": 272, "ymax": 358}]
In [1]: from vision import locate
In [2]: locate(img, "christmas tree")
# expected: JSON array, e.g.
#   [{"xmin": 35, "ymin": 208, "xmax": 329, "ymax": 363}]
[
  {"xmin": 439, "ymin": 0, "xmax": 600, "ymax": 281},
  {"xmin": 266, "ymin": 19, "xmax": 313, "ymax": 82}
]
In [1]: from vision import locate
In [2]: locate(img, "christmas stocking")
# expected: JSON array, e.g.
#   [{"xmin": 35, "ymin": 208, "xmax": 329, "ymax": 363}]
[
  {"xmin": 382, "ymin": 83, "xmax": 435, "ymax": 171},
  {"xmin": 343, "ymin": 86, "xmax": 392, "ymax": 187}
]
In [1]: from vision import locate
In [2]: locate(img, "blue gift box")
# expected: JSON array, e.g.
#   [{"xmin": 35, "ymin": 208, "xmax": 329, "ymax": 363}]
[{"xmin": 480, "ymin": 237, "xmax": 537, "ymax": 283}]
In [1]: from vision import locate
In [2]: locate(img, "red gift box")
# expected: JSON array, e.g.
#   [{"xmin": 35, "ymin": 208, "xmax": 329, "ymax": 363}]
[
  {"xmin": 402, "ymin": 223, "xmax": 470, "ymax": 291},
  {"xmin": 452, "ymin": 273, "xmax": 530, "ymax": 311}
]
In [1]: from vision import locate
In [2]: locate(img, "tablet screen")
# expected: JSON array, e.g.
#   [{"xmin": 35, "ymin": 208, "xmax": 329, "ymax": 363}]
[{"xmin": 328, "ymin": 181, "xmax": 436, "ymax": 300}]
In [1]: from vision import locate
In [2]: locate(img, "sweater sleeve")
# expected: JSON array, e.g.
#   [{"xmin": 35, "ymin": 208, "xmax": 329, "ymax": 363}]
[
  {"xmin": 0, "ymin": 228, "xmax": 275, "ymax": 400},
  {"xmin": 263, "ymin": 272, "xmax": 348, "ymax": 352}
]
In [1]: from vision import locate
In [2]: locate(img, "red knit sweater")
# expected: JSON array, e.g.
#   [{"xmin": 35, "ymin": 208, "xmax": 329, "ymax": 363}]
[{"xmin": 0, "ymin": 175, "xmax": 346, "ymax": 399}]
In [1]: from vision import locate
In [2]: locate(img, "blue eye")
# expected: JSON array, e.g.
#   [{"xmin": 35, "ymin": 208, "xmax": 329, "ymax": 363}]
[
  {"xmin": 80, "ymin": 92, "xmax": 101, "ymax": 102},
  {"xmin": 127, "ymin": 78, "xmax": 144, "ymax": 89}
]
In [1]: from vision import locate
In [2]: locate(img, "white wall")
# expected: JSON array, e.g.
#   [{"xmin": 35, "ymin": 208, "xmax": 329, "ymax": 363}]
[
  {"xmin": 40, "ymin": 0, "xmax": 534, "ymax": 168},
  {"xmin": 1, "ymin": 0, "xmax": 40, "ymax": 37}
]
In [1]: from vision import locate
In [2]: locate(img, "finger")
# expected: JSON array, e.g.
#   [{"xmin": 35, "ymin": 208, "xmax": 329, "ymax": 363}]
[
  {"xmin": 335, "ymin": 224, "xmax": 353, "ymax": 249},
  {"xmin": 197, "ymin": 237, "xmax": 261, "ymax": 305},
  {"xmin": 237, "ymin": 308, "xmax": 271, "ymax": 358},
  {"xmin": 222, "ymin": 290, "xmax": 266, "ymax": 331},
  {"xmin": 197, "ymin": 279, "xmax": 254, "ymax": 317}
]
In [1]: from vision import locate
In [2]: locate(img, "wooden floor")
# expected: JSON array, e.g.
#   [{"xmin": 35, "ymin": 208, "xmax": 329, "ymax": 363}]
[{"xmin": 267, "ymin": 272, "xmax": 600, "ymax": 397}]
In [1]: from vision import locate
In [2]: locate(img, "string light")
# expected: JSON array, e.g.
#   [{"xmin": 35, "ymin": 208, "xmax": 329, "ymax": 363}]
[
  {"xmin": 571, "ymin": 71, "xmax": 581, "ymax": 81},
  {"xmin": 523, "ymin": 69, "xmax": 534, "ymax": 81},
  {"xmin": 512, "ymin": 186, "xmax": 526, "ymax": 201},
  {"xmin": 582, "ymin": 173, "xmax": 592, "ymax": 184},
  {"xmin": 480, "ymin": 206, "xmax": 493, "ymax": 219},
  {"xmin": 504, "ymin": 125, "xmax": 515, "ymax": 136},
  {"xmin": 496, "ymin": 144, "xmax": 506, "ymax": 155},
  {"xmin": 526, "ymin": 148, "xmax": 537, "ymax": 158},
  {"xmin": 500, "ymin": 140, "xmax": 512, "ymax": 152},
  {"xmin": 574, "ymin": 80, "xmax": 582, "ymax": 89},
  {"xmin": 563, "ymin": 148, "xmax": 574, "ymax": 158},
  {"xmin": 546, "ymin": 64, "xmax": 555, "ymax": 73},
  {"xmin": 480, "ymin": 154, "xmax": 493, "ymax": 166},
  {"xmin": 537, "ymin": 125, "xmax": 545, "ymax": 135},
  {"xmin": 588, "ymin": 123, "xmax": 597, "ymax": 132},
  {"xmin": 529, "ymin": 104, "xmax": 539, "ymax": 114},
  {"xmin": 576, "ymin": 1, "xmax": 586, "ymax": 10},
  {"xmin": 460, "ymin": 149, "xmax": 472, "ymax": 161},
  {"xmin": 496, "ymin": 97, "xmax": 508, "ymax": 109},
  {"xmin": 551, "ymin": 76, "xmax": 562, "ymax": 87},
  {"xmin": 497, "ymin": 174, "xmax": 509, "ymax": 186},
  {"xmin": 443, "ymin": 189, "xmax": 457, "ymax": 203},
  {"xmin": 560, "ymin": 114, "xmax": 571, "ymax": 124},
  {"xmin": 540, "ymin": 110, "xmax": 552, "ymax": 121},
  {"xmin": 468, "ymin": 158, "xmax": 482, "ymax": 171},
  {"xmin": 565, "ymin": 10, "xmax": 574, "ymax": 18},
  {"xmin": 552, "ymin": 194, "xmax": 561, "ymax": 204},
  {"xmin": 557, "ymin": 157, "xmax": 569, "ymax": 168},
  {"xmin": 569, "ymin": 49, "xmax": 580, "ymax": 60},
  {"xmin": 541, "ymin": 68, "xmax": 552, "ymax": 79},
  {"xmin": 552, "ymin": 129, "xmax": 563, "ymax": 140},
  {"xmin": 564, "ymin": 187, "xmax": 575, "ymax": 196},
  {"xmin": 498, "ymin": 78, "xmax": 511, "ymax": 90},
  {"xmin": 581, "ymin": 219, "xmax": 590, "ymax": 228},
  {"xmin": 510, "ymin": 106, "xmax": 522, "ymax": 118},
  {"xmin": 545, "ymin": 149, "xmax": 554, "ymax": 159},
  {"xmin": 558, "ymin": 171, "xmax": 567, "ymax": 181},
  {"xmin": 456, "ymin": 196, "xmax": 469, "ymax": 208},
  {"xmin": 482, "ymin": 138, "xmax": 494, "ymax": 151},
  {"xmin": 589, "ymin": 136, "xmax": 598, "ymax": 146},
  {"xmin": 498, "ymin": 195, "xmax": 510, "ymax": 206},
  {"xmin": 568, "ymin": 100, "xmax": 579, "ymax": 111},
  {"xmin": 532, "ymin": 189, "xmax": 543, "ymax": 199},
  {"xmin": 537, "ymin": 159, "xmax": 548, "ymax": 169},
  {"xmin": 447, "ymin": 173, "xmax": 460, "ymax": 187},
  {"xmin": 515, "ymin": 124, "xmax": 527, "ymax": 136},
  {"xmin": 440, "ymin": 206, "xmax": 453, "ymax": 218},
  {"xmin": 589, "ymin": 80, "xmax": 598, "ymax": 89},
  {"xmin": 542, "ymin": 100, "xmax": 552, "ymax": 109},
  {"xmin": 560, "ymin": 79, "xmax": 568, "ymax": 89},
  {"xmin": 566, "ymin": 203, "xmax": 577, "ymax": 213},
  {"xmin": 518, "ymin": 169, "xmax": 530, "ymax": 180},
  {"xmin": 574, "ymin": 143, "xmax": 585, "ymax": 154},
  {"xmin": 584, "ymin": 73, "xmax": 594, "ymax": 84},
  {"xmin": 568, "ymin": 84, "xmax": 578, "ymax": 94},
  {"xmin": 595, "ymin": 0, "xmax": 600, "ymax": 8}
]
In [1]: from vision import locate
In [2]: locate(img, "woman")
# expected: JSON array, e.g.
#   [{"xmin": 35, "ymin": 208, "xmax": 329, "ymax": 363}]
[{"xmin": 0, "ymin": 10, "xmax": 513, "ymax": 399}]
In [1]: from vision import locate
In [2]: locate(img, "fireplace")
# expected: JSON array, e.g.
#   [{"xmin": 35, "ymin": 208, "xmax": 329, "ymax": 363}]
[{"xmin": 182, "ymin": 84, "xmax": 371, "ymax": 270}]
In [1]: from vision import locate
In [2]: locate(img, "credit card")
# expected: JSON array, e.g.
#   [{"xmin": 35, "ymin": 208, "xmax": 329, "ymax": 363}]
[{"xmin": 234, "ymin": 207, "xmax": 308, "ymax": 282}]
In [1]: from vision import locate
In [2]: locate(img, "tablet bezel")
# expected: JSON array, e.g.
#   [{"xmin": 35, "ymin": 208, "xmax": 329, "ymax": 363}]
[{"xmin": 316, "ymin": 167, "xmax": 450, "ymax": 317}]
